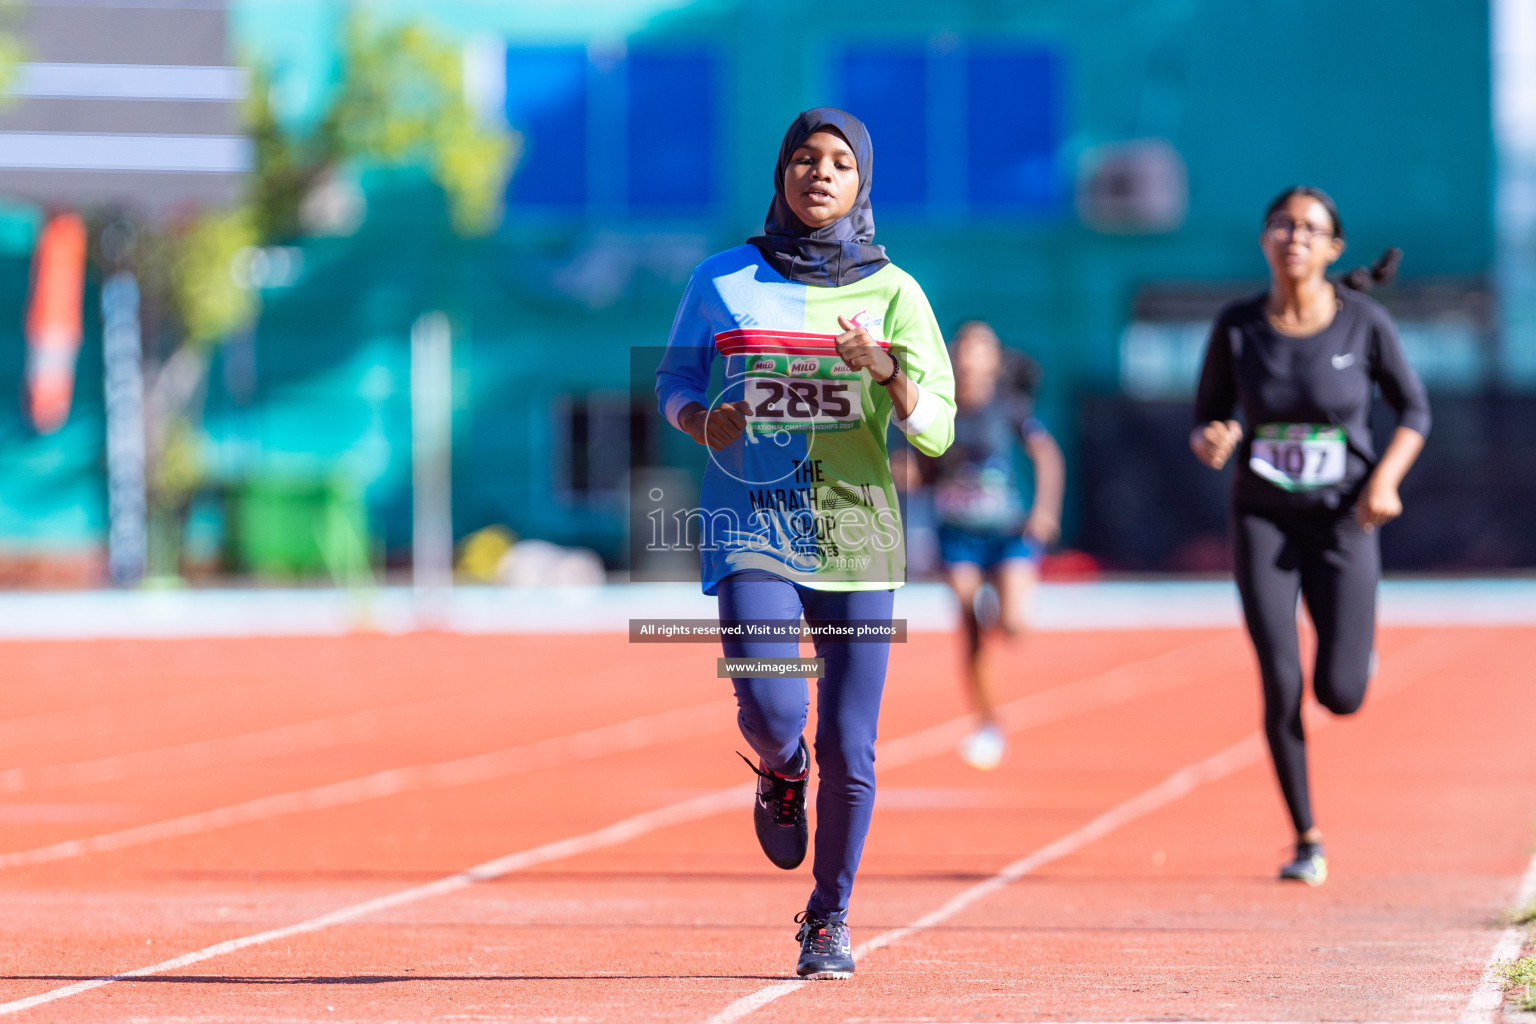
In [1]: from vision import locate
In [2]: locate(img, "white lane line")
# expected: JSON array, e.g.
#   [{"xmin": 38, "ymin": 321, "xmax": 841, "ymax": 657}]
[
  {"xmin": 0, "ymin": 699, "xmax": 734, "ymax": 870},
  {"xmin": 0, "ymin": 658, "xmax": 638, "ymax": 781},
  {"xmin": 1, "ymin": 673, "xmax": 624, "ymax": 794},
  {"xmin": 704, "ymin": 734, "xmax": 1269, "ymax": 1024},
  {"xmin": 0, "ymin": 671, "xmax": 446, "ymax": 755},
  {"xmin": 3, "ymin": 705, "xmax": 408, "ymax": 793},
  {"xmin": 879, "ymin": 633, "xmax": 1232, "ymax": 768},
  {"xmin": 0, "ymin": 635, "xmax": 1227, "ymax": 870},
  {"xmin": 0, "ymin": 681, "xmax": 280, "ymax": 752},
  {"xmin": 0, "ymin": 785, "xmax": 753, "ymax": 1016},
  {"xmin": 0, "ymin": 635, "xmax": 1228, "ymax": 1013},
  {"xmin": 1457, "ymin": 849, "xmax": 1536, "ymax": 1024},
  {"xmin": 704, "ymin": 632, "xmax": 1468, "ymax": 1024}
]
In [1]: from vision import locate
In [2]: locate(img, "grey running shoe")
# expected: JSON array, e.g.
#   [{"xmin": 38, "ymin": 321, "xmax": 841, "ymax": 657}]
[
  {"xmin": 794, "ymin": 911, "xmax": 854, "ymax": 979},
  {"xmin": 1279, "ymin": 841, "xmax": 1328, "ymax": 886},
  {"xmin": 739, "ymin": 738, "xmax": 808, "ymax": 870}
]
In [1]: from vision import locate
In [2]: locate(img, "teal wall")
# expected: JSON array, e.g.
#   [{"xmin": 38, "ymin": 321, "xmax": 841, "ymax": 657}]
[
  {"xmin": 0, "ymin": 0, "xmax": 1495, "ymax": 566},
  {"xmin": 0, "ymin": 253, "xmax": 107, "ymax": 554}
]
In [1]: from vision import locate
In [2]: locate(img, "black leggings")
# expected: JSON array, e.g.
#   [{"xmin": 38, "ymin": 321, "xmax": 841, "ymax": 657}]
[{"xmin": 1232, "ymin": 503, "xmax": 1379, "ymax": 834}]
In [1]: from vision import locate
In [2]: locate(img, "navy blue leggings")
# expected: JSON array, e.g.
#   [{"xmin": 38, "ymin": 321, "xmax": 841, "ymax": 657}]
[{"xmin": 716, "ymin": 570, "xmax": 894, "ymax": 921}]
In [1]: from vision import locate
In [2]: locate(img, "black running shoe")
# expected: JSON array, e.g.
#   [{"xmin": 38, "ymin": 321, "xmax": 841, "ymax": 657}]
[
  {"xmin": 794, "ymin": 911, "xmax": 854, "ymax": 979},
  {"xmin": 739, "ymin": 738, "xmax": 808, "ymax": 870},
  {"xmin": 1279, "ymin": 841, "xmax": 1328, "ymax": 886}
]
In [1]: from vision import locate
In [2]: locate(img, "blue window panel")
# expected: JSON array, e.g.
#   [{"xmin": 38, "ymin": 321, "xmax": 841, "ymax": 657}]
[
  {"xmin": 505, "ymin": 46, "xmax": 588, "ymax": 208},
  {"xmin": 966, "ymin": 48, "xmax": 1062, "ymax": 209},
  {"xmin": 627, "ymin": 50, "xmax": 716, "ymax": 210},
  {"xmin": 839, "ymin": 50, "xmax": 927, "ymax": 207}
]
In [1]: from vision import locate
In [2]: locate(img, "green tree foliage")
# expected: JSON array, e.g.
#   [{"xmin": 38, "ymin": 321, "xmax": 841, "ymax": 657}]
[
  {"xmin": 0, "ymin": 1, "xmax": 25, "ymax": 107},
  {"xmin": 243, "ymin": 66, "xmax": 316, "ymax": 245},
  {"xmin": 178, "ymin": 13, "xmax": 519, "ymax": 346},
  {"xmin": 137, "ymin": 14, "xmax": 517, "ymax": 571},
  {"xmin": 321, "ymin": 17, "xmax": 517, "ymax": 237},
  {"xmin": 172, "ymin": 209, "xmax": 259, "ymax": 348},
  {"xmin": 247, "ymin": 14, "xmax": 518, "ymax": 244}
]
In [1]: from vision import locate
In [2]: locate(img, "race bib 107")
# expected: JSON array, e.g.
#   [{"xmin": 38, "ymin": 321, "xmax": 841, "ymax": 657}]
[{"xmin": 1249, "ymin": 423, "xmax": 1347, "ymax": 492}]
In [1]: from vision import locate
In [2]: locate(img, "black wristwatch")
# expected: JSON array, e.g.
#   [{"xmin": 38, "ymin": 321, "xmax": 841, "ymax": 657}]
[{"xmin": 872, "ymin": 353, "xmax": 901, "ymax": 387}]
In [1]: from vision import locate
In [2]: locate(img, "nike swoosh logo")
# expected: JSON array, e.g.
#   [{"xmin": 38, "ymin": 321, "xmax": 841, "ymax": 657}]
[{"xmin": 1331, "ymin": 353, "xmax": 1356, "ymax": 369}]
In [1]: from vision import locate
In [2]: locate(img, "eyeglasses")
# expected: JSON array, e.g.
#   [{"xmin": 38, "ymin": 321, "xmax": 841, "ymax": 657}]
[{"xmin": 1265, "ymin": 218, "xmax": 1334, "ymax": 242}]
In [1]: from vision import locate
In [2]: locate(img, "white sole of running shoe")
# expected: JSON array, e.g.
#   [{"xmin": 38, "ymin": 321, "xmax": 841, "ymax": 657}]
[{"xmin": 799, "ymin": 969, "xmax": 853, "ymax": 980}]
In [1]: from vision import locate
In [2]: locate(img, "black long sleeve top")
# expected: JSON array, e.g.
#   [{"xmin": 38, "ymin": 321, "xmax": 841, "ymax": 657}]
[{"xmin": 1193, "ymin": 286, "xmax": 1431, "ymax": 511}]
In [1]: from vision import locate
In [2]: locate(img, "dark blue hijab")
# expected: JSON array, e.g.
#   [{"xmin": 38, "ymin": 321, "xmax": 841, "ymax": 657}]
[{"xmin": 748, "ymin": 107, "xmax": 890, "ymax": 287}]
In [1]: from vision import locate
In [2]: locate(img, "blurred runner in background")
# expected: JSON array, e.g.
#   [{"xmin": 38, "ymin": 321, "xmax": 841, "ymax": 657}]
[{"xmin": 908, "ymin": 321, "xmax": 1064, "ymax": 770}]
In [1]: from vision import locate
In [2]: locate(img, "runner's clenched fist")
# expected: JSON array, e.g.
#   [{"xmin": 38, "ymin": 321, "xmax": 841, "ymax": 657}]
[
  {"xmin": 1190, "ymin": 419, "xmax": 1243, "ymax": 470},
  {"xmin": 835, "ymin": 315, "xmax": 896, "ymax": 380},
  {"xmin": 680, "ymin": 401, "xmax": 752, "ymax": 450}
]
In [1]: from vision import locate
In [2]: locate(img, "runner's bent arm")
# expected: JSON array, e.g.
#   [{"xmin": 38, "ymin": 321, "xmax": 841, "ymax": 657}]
[
  {"xmin": 656, "ymin": 272, "xmax": 749, "ymax": 449},
  {"xmin": 1023, "ymin": 426, "xmax": 1064, "ymax": 545},
  {"xmin": 1191, "ymin": 312, "xmax": 1243, "ymax": 469},
  {"xmin": 835, "ymin": 316, "xmax": 920, "ymax": 419},
  {"xmin": 1357, "ymin": 310, "xmax": 1430, "ymax": 529},
  {"xmin": 880, "ymin": 280, "xmax": 955, "ymax": 457}
]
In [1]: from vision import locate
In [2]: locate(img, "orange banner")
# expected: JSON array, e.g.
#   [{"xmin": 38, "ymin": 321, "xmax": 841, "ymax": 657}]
[{"xmin": 25, "ymin": 212, "xmax": 88, "ymax": 434}]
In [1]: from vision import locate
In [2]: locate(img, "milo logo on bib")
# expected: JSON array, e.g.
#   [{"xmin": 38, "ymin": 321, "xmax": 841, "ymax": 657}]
[
  {"xmin": 1250, "ymin": 423, "xmax": 1347, "ymax": 492},
  {"xmin": 715, "ymin": 328, "xmax": 871, "ymax": 434}
]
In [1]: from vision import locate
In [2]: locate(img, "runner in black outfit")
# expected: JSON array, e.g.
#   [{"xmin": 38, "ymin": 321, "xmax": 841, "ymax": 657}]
[{"xmin": 1192, "ymin": 186, "xmax": 1429, "ymax": 886}]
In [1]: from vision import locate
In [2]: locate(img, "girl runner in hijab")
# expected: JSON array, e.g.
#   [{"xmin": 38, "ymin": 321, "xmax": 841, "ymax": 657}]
[
  {"xmin": 657, "ymin": 108, "xmax": 955, "ymax": 978},
  {"xmin": 1191, "ymin": 186, "xmax": 1428, "ymax": 886}
]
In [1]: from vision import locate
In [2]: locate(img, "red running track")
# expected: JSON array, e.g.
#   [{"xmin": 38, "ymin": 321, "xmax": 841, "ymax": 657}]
[{"xmin": 0, "ymin": 625, "xmax": 1531, "ymax": 1022}]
